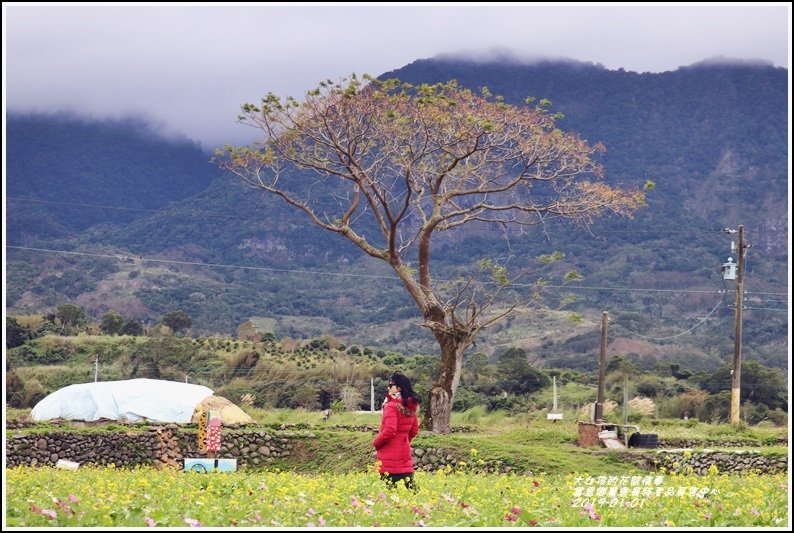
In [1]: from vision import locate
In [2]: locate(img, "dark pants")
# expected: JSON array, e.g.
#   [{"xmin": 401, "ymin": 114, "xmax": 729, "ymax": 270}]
[{"xmin": 381, "ymin": 472, "xmax": 417, "ymax": 491}]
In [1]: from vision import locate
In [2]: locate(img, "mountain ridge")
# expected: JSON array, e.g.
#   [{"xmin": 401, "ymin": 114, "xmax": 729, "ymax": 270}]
[{"xmin": 5, "ymin": 57, "xmax": 788, "ymax": 372}]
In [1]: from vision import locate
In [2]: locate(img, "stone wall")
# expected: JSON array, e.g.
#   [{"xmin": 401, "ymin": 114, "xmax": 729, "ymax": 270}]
[
  {"xmin": 5, "ymin": 426, "xmax": 515, "ymax": 474},
  {"xmin": 647, "ymin": 450, "xmax": 787, "ymax": 475},
  {"xmin": 411, "ymin": 447, "xmax": 516, "ymax": 474},
  {"xmin": 658, "ymin": 437, "xmax": 787, "ymax": 448},
  {"xmin": 5, "ymin": 425, "xmax": 787, "ymax": 476},
  {"xmin": 6, "ymin": 427, "xmax": 170, "ymax": 468},
  {"xmin": 6, "ymin": 426, "xmax": 292, "ymax": 470}
]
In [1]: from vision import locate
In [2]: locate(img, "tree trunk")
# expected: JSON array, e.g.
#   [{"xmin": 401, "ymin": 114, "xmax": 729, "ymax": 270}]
[{"xmin": 422, "ymin": 328, "xmax": 471, "ymax": 433}]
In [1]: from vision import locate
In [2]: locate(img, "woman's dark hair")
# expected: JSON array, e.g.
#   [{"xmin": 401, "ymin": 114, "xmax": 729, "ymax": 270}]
[{"xmin": 391, "ymin": 372, "xmax": 421, "ymax": 406}]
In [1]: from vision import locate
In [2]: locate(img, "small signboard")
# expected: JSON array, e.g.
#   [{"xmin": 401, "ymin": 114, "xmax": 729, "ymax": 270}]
[
  {"xmin": 184, "ymin": 458, "xmax": 237, "ymax": 473},
  {"xmin": 547, "ymin": 412, "xmax": 564, "ymax": 420}
]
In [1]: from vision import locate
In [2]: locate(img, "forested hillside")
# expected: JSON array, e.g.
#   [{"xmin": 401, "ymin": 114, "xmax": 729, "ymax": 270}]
[
  {"xmin": 6, "ymin": 332, "xmax": 786, "ymax": 426},
  {"xmin": 5, "ymin": 57, "xmax": 788, "ymax": 374},
  {"xmin": 6, "ymin": 114, "xmax": 218, "ymax": 242}
]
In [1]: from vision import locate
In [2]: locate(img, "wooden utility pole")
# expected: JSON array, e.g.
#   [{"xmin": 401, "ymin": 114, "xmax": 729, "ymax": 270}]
[
  {"xmin": 730, "ymin": 225, "xmax": 746, "ymax": 425},
  {"xmin": 595, "ymin": 311, "xmax": 609, "ymax": 422},
  {"xmin": 623, "ymin": 374, "xmax": 629, "ymax": 425}
]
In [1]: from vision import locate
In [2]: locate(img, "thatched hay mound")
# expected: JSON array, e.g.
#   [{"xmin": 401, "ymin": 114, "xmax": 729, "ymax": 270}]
[{"xmin": 192, "ymin": 395, "xmax": 254, "ymax": 425}]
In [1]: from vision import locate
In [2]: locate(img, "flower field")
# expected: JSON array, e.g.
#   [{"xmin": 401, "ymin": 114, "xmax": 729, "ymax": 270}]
[{"xmin": 5, "ymin": 465, "xmax": 788, "ymax": 527}]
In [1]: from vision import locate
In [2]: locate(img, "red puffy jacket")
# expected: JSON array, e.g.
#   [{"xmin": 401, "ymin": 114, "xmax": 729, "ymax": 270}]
[{"xmin": 372, "ymin": 394, "xmax": 419, "ymax": 474}]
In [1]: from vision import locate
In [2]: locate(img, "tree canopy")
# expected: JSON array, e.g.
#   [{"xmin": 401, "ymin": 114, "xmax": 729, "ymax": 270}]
[
  {"xmin": 163, "ymin": 310, "xmax": 193, "ymax": 335},
  {"xmin": 217, "ymin": 75, "xmax": 644, "ymax": 432}
]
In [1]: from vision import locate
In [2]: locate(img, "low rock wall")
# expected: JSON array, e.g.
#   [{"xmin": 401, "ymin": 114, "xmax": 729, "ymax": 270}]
[
  {"xmin": 6, "ymin": 426, "xmax": 292, "ymax": 470},
  {"xmin": 5, "ymin": 425, "xmax": 787, "ymax": 476},
  {"xmin": 647, "ymin": 449, "xmax": 787, "ymax": 474},
  {"xmin": 658, "ymin": 437, "xmax": 787, "ymax": 448}
]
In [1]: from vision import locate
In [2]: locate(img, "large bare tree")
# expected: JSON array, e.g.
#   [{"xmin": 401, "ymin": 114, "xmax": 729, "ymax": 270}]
[{"xmin": 217, "ymin": 76, "xmax": 645, "ymax": 433}]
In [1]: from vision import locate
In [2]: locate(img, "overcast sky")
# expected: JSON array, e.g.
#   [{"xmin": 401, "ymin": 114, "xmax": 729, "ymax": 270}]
[{"xmin": 3, "ymin": 3, "xmax": 791, "ymax": 149}]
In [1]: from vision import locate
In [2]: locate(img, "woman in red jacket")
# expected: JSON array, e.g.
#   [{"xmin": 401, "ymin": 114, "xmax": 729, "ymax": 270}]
[{"xmin": 372, "ymin": 372, "xmax": 421, "ymax": 490}]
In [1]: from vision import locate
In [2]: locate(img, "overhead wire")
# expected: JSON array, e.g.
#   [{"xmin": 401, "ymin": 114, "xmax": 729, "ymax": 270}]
[
  {"xmin": 610, "ymin": 296, "xmax": 727, "ymax": 342},
  {"xmin": 6, "ymin": 196, "xmax": 244, "ymax": 220},
  {"xmin": 8, "ymin": 245, "xmax": 782, "ymax": 300}
]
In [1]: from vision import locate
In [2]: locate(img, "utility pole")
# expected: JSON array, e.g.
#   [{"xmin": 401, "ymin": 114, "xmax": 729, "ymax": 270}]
[
  {"xmin": 94, "ymin": 355, "xmax": 99, "ymax": 382},
  {"xmin": 730, "ymin": 225, "xmax": 747, "ymax": 425},
  {"xmin": 623, "ymin": 374, "xmax": 629, "ymax": 425},
  {"xmin": 595, "ymin": 311, "xmax": 609, "ymax": 423},
  {"xmin": 371, "ymin": 378, "xmax": 375, "ymax": 412}
]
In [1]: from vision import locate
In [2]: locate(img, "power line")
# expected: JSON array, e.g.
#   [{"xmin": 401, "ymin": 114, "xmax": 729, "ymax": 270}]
[
  {"xmin": 7, "ymin": 197, "xmax": 171, "ymax": 214},
  {"xmin": 745, "ymin": 291, "xmax": 789, "ymax": 296},
  {"xmin": 515, "ymin": 283, "xmax": 721, "ymax": 295},
  {"xmin": 5, "ymin": 245, "xmax": 401, "ymax": 281},
  {"xmin": 611, "ymin": 297, "xmax": 726, "ymax": 341},
  {"xmin": 744, "ymin": 307, "xmax": 789, "ymax": 312},
  {"xmin": 8, "ymin": 244, "xmax": 774, "ymax": 298},
  {"xmin": 6, "ymin": 196, "xmax": 244, "ymax": 220}
]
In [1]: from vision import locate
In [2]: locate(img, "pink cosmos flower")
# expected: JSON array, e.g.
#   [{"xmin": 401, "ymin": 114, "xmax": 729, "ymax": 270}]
[
  {"xmin": 145, "ymin": 517, "xmax": 156, "ymax": 527},
  {"xmin": 69, "ymin": 494, "xmax": 79, "ymax": 503},
  {"xmin": 511, "ymin": 506, "xmax": 521, "ymax": 515},
  {"xmin": 41, "ymin": 509, "xmax": 57, "ymax": 520},
  {"xmin": 583, "ymin": 502, "xmax": 601, "ymax": 521},
  {"xmin": 184, "ymin": 517, "xmax": 201, "ymax": 527}
]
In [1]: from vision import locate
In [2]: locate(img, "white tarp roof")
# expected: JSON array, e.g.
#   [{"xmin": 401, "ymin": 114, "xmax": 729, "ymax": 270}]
[{"xmin": 30, "ymin": 378, "xmax": 213, "ymax": 423}]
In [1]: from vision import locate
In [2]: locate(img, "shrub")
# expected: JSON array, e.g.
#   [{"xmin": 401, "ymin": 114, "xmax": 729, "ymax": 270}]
[
  {"xmin": 659, "ymin": 389, "xmax": 710, "ymax": 419},
  {"xmin": 453, "ymin": 387, "xmax": 488, "ymax": 412},
  {"xmin": 698, "ymin": 391, "xmax": 732, "ymax": 423},
  {"xmin": 340, "ymin": 385, "xmax": 364, "ymax": 411},
  {"xmin": 487, "ymin": 394, "xmax": 531, "ymax": 414},
  {"xmin": 21, "ymin": 378, "xmax": 47, "ymax": 408},
  {"xmin": 628, "ymin": 397, "xmax": 656, "ymax": 417}
]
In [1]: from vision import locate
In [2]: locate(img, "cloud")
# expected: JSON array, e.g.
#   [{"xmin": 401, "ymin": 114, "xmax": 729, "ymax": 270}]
[{"xmin": 4, "ymin": 4, "xmax": 789, "ymax": 148}]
